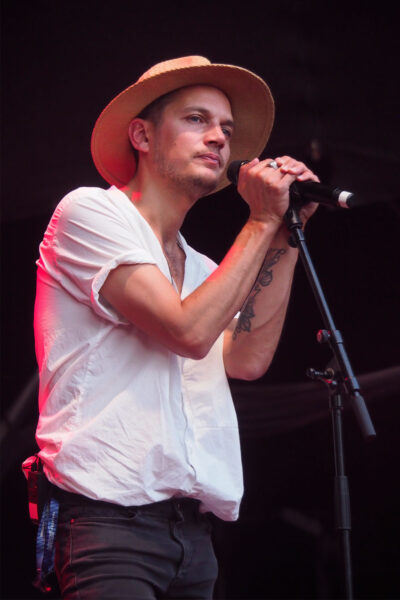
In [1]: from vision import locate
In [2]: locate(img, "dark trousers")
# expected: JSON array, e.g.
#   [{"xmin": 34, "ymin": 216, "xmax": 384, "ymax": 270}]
[{"xmin": 54, "ymin": 488, "xmax": 218, "ymax": 599}]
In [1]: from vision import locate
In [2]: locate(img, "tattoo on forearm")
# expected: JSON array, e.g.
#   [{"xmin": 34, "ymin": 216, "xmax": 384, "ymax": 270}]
[{"xmin": 232, "ymin": 248, "xmax": 286, "ymax": 340}]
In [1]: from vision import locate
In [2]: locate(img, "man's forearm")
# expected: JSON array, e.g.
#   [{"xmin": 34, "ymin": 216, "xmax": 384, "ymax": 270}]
[
  {"xmin": 224, "ymin": 227, "xmax": 298, "ymax": 380},
  {"xmin": 232, "ymin": 246, "xmax": 288, "ymax": 339},
  {"xmin": 180, "ymin": 217, "xmax": 284, "ymax": 356}
]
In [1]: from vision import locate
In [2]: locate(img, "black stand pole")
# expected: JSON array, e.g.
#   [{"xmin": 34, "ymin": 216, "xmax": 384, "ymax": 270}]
[
  {"xmin": 330, "ymin": 388, "xmax": 353, "ymax": 599},
  {"xmin": 284, "ymin": 202, "xmax": 376, "ymax": 599}
]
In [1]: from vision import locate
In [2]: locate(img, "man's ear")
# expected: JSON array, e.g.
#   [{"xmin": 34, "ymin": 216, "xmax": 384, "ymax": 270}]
[{"xmin": 128, "ymin": 119, "xmax": 151, "ymax": 153}]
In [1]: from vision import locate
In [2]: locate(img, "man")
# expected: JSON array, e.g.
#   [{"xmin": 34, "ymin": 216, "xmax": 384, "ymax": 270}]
[{"xmin": 32, "ymin": 56, "xmax": 318, "ymax": 598}]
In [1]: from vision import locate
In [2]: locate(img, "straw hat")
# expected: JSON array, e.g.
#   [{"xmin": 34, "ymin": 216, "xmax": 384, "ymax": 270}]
[{"xmin": 91, "ymin": 55, "xmax": 275, "ymax": 192}]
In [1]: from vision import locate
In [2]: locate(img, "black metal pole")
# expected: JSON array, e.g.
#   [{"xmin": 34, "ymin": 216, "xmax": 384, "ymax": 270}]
[
  {"xmin": 330, "ymin": 389, "xmax": 353, "ymax": 599},
  {"xmin": 283, "ymin": 203, "xmax": 376, "ymax": 598},
  {"xmin": 284, "ymin": 204, "xmax": 376, "ymax": 441}
]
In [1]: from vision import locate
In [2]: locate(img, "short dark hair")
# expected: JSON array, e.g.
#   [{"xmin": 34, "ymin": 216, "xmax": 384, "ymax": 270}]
[
  {"xmin": 130, "ymin": 89, "xmax": 181, "ymax": 164},
  {"xmin": 137, "ymin": 89, "xmax": 180, "ymax": 124}
]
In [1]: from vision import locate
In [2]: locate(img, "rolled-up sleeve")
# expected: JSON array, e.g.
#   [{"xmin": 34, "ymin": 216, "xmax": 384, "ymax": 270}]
[{"xmin": 38, "ymin": 188, "xmax": 157, "ymax": 325}]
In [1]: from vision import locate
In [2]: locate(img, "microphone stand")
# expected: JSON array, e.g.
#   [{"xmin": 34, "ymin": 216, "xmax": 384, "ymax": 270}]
[{"xmin": 284, "ymin": 198, "xmax": 376, "ymax": 600}]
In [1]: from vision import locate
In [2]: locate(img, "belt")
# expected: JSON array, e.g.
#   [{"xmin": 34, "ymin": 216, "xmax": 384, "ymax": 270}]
[{"xmin": 52, "ymin": 485, "xmax": 201, "ymax": 519}]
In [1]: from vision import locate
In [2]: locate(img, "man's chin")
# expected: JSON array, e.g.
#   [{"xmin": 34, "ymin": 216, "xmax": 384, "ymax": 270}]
[
  {"xmin": 190, "ymin": 175, "xmax": 219, "ymax": 197},
  {"xmin": 160, "ymin": 162, "xmax": 221, "ymax": 198},
  {"xmin": 189, "ymin": 166, "xmax": 222, "ymax": 196}
]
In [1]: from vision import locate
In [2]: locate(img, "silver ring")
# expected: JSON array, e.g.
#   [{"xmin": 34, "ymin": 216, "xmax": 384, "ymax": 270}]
[{"xmin": 268, "ymin": 160, "xmax": 279, "ymax": 169}]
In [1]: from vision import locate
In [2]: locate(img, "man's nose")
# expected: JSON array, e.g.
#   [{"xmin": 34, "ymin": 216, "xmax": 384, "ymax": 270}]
[{"xmin": 204, "ymin": 124, "xmax": 226, "ymax": 147}]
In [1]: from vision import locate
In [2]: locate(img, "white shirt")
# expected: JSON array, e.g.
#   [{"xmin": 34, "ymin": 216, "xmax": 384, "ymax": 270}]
[{"xmin": 34, "ymin": 186, "xmax": 243, "ymax": 521}]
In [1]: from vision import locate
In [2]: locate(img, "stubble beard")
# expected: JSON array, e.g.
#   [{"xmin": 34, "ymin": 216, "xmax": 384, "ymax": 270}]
[{"xmin": 154, "ymin": 146, "xmax": 219, "ymax": 199}]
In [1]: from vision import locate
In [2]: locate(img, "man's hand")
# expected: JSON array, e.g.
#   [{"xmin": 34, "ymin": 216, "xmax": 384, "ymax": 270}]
[{"xmin": 237, "ymin": 155, "xmax": 319, "ymax": 227}]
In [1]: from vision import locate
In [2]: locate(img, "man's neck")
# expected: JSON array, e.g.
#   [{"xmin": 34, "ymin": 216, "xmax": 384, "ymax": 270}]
[{"xmin": 119, "ymin": 172, "xmax": 197, "ymax": 250}]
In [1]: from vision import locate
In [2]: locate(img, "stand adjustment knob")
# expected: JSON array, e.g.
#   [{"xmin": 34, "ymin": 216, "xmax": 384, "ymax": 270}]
[{"xmin": 317, "ymin": 329, "xmax": 331, "ymax": 344}]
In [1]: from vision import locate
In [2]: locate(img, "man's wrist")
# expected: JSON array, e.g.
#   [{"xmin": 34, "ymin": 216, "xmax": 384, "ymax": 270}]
[{"xmin": 246, "ymin": 215, "xmax": 282, "ymax": 236}]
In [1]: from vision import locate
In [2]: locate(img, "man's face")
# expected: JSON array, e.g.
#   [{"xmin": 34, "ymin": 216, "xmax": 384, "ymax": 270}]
[{"xmin": 149, "ymin": 85, "xmax": 234, "ymax": 198}]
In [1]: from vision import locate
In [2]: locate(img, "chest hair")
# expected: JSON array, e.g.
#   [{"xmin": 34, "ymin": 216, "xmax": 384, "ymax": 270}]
[{"xmin": 163, "ymin": 243, "xmax": 186, "ymax": 293}]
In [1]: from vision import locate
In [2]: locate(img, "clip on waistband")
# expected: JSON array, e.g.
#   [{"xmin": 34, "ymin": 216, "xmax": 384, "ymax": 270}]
[{"xmin": 33, "ymin": 494, "xmax": 59, "ymax": 592}]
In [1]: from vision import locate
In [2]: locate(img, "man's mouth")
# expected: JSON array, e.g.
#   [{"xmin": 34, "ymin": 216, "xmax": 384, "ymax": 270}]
[{"xmin": 196, "ymin": 153, "xmax": 221, "ymax": 168}]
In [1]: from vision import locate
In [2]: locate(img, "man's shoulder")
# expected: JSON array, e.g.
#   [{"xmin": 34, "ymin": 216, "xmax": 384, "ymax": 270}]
[
  {"xmin": 59, "ymin": 185, "xmax": 113, "ymax": 207},
  {"xmin": 42, "ymin": 186, "xmax": 132, "ymax": 245},
  {"xmin": 54, "ymin": 185, "xmax": 125, "ymax": 220}
]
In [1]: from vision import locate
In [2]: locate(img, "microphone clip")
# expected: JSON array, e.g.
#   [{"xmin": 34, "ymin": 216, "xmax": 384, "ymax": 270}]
[{"xmin": 284, "ymin": 196, "xmax": 305, "ymax": 249}]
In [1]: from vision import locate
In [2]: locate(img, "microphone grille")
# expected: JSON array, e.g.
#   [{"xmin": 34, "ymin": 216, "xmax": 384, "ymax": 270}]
[{"xmin": 227, "ymin": 160, "xmax": 250, "ymax": 186}]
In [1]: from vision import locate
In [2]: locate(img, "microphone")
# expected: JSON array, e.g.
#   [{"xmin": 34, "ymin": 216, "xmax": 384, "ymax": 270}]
[{"xmin": 227, "ymin": 160, "xmax": 360, "ymax": 209}]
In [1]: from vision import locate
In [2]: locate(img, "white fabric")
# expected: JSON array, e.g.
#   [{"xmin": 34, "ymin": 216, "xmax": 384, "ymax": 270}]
[{"xmin": 34, "ymin": 185, "xmax": 243, "ymax": 521}]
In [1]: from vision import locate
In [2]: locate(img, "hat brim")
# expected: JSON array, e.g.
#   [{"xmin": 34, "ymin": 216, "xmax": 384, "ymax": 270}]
[{"xmin": 91, "ymin": 63, "xmax": 274, "ymax": 192}]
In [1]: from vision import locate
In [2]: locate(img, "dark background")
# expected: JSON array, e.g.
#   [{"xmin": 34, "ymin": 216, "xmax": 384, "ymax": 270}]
[{"xmin": 1, "ymin": 1, "xmax": 400, "ymax": 599}]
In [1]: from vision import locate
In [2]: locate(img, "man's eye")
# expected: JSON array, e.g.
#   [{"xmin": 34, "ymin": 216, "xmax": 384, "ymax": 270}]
[
  {"xmin": 222, "ymin": 128, "xmax": 233, "ymax": 138},
  {"xmin": 188, "ymin": 115, "xmax": 203, "ymax": 123}
]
